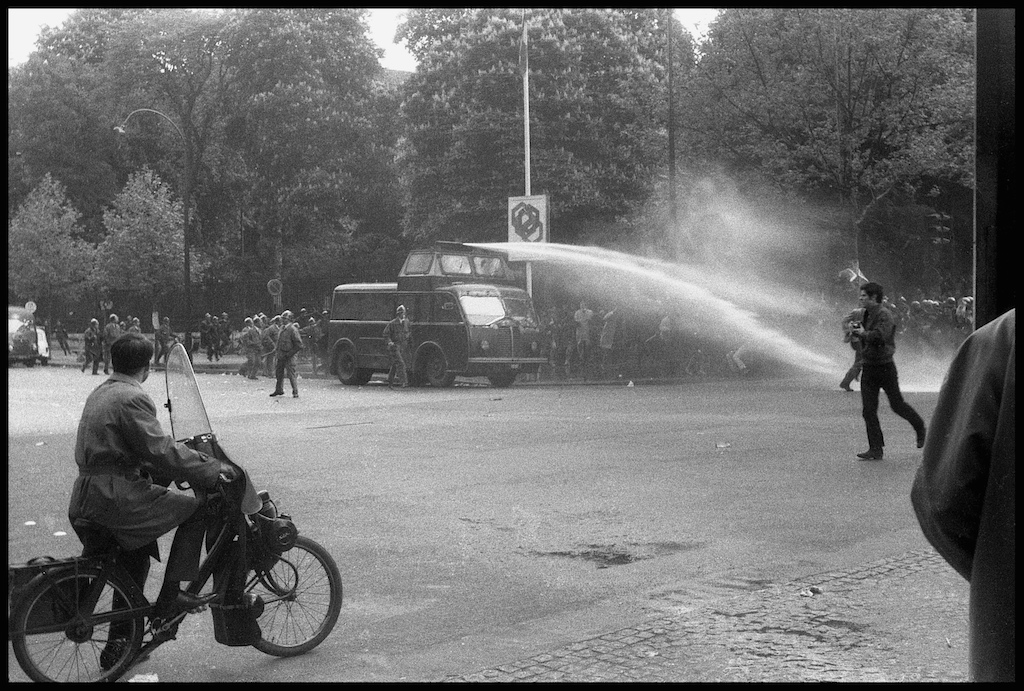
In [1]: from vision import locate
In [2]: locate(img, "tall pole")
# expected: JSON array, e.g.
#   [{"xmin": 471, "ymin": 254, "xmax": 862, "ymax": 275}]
[
  {"xmin": 115, "ymin": 108, "xmax": 191, "ymax": 323},
  {"xmin": 520, "ymin": 10, "xmax": 534, "ymax": 296},
  {"xmin": 521, "ymin": 10, "xmax": 531, "ymax": 197},
  {"xmin": 182, "ymin": 144, "xmax": 192, "ymax": 324}
]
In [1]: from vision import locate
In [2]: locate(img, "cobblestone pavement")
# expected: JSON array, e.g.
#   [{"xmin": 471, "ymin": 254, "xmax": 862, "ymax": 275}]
[{"xmin": 443, "ymin": 550, "xmax": 969, "ymax": 682}]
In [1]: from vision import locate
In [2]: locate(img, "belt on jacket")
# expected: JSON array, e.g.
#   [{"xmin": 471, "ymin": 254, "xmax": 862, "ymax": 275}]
[{"xmin": 77, "ymin": 464, "xmax": 141, "ymax": 479}]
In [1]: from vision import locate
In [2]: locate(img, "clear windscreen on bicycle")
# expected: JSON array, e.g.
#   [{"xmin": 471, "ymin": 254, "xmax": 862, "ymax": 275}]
[{"xmin": 165, "ymin": 343, "xmax": 214, "ymax": 443}]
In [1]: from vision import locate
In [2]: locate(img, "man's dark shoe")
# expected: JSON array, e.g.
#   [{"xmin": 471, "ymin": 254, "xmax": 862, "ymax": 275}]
[
  {"xmin": 269, "ymin": 391, "xmax": 284, "ymax": 397},
  {"xmin": 840, "ymin": 383, "xmax": 853, "ymax": 391},
  {"xmin": 153, "ymin": 590, "xmax": 217, "ymax": 620},
  {"xmin": 292, "ymin": 392, "xmax": 299, "ymax": 398},
  {"xmin": 99, "ymin": 636, "xmax": 128, "ymax": 671},
  {"xmin": 856, "ymin": 449, "xmax": 884, "ymax": 461},
  {"xmin": 916, "ymin": 426, "xmax": 927, "ymax": 449}
]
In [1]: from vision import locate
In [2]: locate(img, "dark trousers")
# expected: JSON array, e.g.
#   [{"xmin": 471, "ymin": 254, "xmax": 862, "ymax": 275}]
[
  {"xmin": 82, "ymin": 349, "xmax": 101, "ymax": 374},
  {"xmin": 860, "ymin": 362, "xmax": 925, "ymax": 450},
  {"xmin": 387, "ymin": 344, "xmax": 409, "ymax": 386},
  {"xmin": 79, "ymin": 539, "xmax": 150, "ymax": 640},
  {"xmin": 163, "ymin": 504, "xmax": 211, "ymax": 584},
  {"xmin": 274, "ymin": 353, "xmax": 298, "ymax": 394}
]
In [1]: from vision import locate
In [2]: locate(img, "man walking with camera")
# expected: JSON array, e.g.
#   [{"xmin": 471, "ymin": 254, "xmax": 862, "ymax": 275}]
[{"xmin": 850, "ymin": 282, "xmax": 926, "ymax": 460}]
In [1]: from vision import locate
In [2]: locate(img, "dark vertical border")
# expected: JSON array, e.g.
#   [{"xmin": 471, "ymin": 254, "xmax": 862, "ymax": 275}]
[{"xmin": 975, "ymin": 9, "xmax": 1016, "ymax": 327}]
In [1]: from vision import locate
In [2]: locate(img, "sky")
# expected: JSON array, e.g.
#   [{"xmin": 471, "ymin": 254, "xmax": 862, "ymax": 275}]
[{"xmin": 7, "ymin": 8, "xmax": 719, "ymax": 71}]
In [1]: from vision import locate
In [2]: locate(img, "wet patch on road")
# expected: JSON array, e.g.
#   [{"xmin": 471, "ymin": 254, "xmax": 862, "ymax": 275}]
[{"xmin": 530, "ymin": 540, "xmax": 705, "ymax": 569}]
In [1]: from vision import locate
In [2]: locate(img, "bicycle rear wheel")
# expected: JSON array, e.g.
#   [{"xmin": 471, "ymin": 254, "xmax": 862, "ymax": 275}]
[
  {"xmin": 10, "ymin": 565, "xmax": 145, "ymax": 683},
  {"xmin": 250, "ymin": 535, "xmax": 342, "ymax": 656}
]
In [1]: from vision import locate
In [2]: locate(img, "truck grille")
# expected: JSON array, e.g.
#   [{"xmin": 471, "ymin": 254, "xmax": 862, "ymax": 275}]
[{"xmin": 492, "ymin": 328, "xmax": 513, "ymax": 357}]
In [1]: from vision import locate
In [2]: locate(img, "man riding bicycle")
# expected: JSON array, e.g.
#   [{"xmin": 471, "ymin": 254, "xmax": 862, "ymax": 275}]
[{"xmin": 68, "ymin": 334, "xmax": 236, "ymax": 666}]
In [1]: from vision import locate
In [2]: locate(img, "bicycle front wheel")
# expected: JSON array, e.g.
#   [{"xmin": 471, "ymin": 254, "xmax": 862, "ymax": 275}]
[
  {"xmin": 10, "ymin": 565, "xmax": 145, "ymax": 683},
  {"xmin": 250, "ymin": 535, "xmax": 342, "ymax": 657}
]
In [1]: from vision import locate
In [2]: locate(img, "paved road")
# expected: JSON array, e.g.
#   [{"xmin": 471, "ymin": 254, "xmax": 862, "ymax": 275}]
[{"xmin": 7, "ymin": 364, "xmax": 967, "ymax": 682}]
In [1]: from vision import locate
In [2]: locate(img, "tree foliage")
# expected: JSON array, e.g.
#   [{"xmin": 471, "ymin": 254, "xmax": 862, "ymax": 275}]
[
  {"xmin": 677, "ymin": 8, "xmax": 975, "ymax": 292},
  {"xmin": 96, "ymin": 168, "xmax": 184, "ymax": 307},
  {"xmin": 690, "ymin": 9, "xmax": 974, "ymax": 228},
  {"xmin": 7, "ymin": 7, "xmax": 977, "ymax": 320},
  {"xmin": 396, "ymin": 8, "xmax": 674, "ymax": 245},
  {"xmin": 221, "ymin": 8, "xmax": 389, "ymax": 280},
  {"xmin": 8, "ymin": 174, "xmax": 96, "ymax": 306}
]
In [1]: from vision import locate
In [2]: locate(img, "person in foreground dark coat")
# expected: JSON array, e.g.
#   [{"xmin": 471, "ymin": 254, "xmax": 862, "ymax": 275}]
[{"xmin": 910, "ymin": 308, "xmax": 1015, "ymax": 682}]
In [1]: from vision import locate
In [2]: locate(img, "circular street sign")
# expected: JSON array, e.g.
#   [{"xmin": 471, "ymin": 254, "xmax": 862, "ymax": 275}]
[
  {"xmin": 24, "ymin": 301, "xmax": 37, "ymax": 314},
  {"xmin": 267, "ymin": 279, "xmax": 283, "ymax": 296}
]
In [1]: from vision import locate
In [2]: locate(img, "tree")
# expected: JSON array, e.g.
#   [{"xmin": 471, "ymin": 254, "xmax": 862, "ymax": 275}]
[
  {"xmin": 689, "ymin": 8, "xmax": 975, "ymax": 277},
  {"xmin": 95, "ymin": 168, "xmax": 184, "ymax": 314},
  {"xmin": 221, "ymin": 8, "xmax": 389, "ymax": 285},
  {"xmin": 396, "ymin": 8, "xmax": 670, "ymax": 245},
  {"xmin": 9, "ymin": 9, "xmax": 157, "ymax": 226},
  {"xmin": 8, "ymin": 174, "xmax": 96, "ymax": 312}
]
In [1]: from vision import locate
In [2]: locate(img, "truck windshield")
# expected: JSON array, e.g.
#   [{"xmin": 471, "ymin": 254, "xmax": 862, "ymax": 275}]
[
  {"xmin": 460, "ymin": 296, "xmax": 505, "ymax": 326},
  {"xmin": 459, "ymin": 295, "xmax": 538, "ymax": 328},
  {"xmin": 503, "ymin": 297, "xmax": 539, "ymax": 328}
]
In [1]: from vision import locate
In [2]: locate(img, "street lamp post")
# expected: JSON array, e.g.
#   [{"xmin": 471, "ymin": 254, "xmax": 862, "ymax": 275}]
[{"xmin": 114, "ymin": 108, "xmax": 192, "ymax": 323}]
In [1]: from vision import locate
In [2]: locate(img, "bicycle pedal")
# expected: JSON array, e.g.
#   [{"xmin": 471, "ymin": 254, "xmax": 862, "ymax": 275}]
[{"xmin": 153, "ymin": 623, "xmax": 179, "ymax": 641}]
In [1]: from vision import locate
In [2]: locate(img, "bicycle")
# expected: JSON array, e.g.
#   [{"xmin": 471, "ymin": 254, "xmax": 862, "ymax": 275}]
[{"xmin": 8, "ymin": 344, "xmax": 343, "ymax": 683}]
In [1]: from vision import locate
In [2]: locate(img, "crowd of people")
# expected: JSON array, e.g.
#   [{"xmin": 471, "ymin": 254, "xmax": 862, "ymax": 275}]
[
  {"xmin": 50, "ymin": 308, "xmax": 329, "ymax": 381},
  {"xmin": 42, "ymin": 288, "xmax": 977, "ymax": 388},
  {"xmin": 535, "ymin": 299, "xmax": 754, "ymax": 382}
]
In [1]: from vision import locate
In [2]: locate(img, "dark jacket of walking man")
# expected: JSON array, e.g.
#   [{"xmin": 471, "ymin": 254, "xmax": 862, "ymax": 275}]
[
  {"xmin": 383, "ymin": 304, "xmax": 412, "ymax": 388},
  {"xmin": 82, "ymin": 318, "xmax": 102, "ymax": 374},
  {"xmin": 102, "ymin": 314, "xmax": 122, "ymax": 375},
  {"xmin": 270, "ymin": 310, "xmax": 303, "ymax": 398},
  {"xmin": 850, "ymin": 282, "xmax": 926, "ymax": 460}
]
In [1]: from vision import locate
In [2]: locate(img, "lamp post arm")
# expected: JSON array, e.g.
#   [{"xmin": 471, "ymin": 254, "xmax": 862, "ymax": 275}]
[
  {"xmin": 115, "ymin": 106, "xmax": 193, "ymax": 322},
  {"xmin": 118, "ymin": 108, "xmax": 186, "ymax": 145}
]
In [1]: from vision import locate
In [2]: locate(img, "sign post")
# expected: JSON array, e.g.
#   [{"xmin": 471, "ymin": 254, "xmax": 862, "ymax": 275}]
[
  {"xmin": 508, "ymin": 195, "xmax": 548, "ymax": 296},
  {"xmin": 267, "ymin": 279, "xmax": 283, "ymax": 313}
]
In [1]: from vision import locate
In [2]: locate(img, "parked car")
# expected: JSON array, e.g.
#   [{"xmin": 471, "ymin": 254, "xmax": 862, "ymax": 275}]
[{"xmin": 7, "ymin": 305, "xmax": 48, "ymax": 367}]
